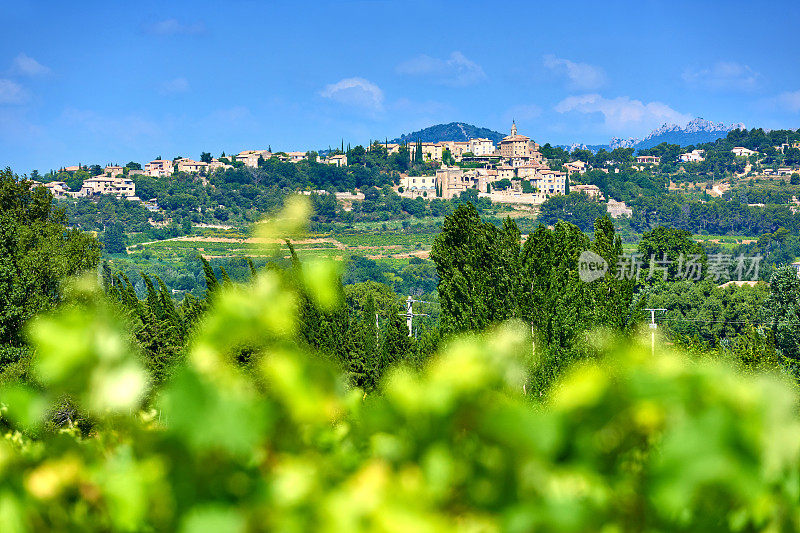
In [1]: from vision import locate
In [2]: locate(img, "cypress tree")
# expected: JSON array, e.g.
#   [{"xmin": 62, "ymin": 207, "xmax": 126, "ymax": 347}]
[
  {"xmin": 200, "ymin": 256, "xmax": 220, "ymax": 299},
  {"xmin": 102, "ymin": 261, "xmax": 112, "ymax": 291}
]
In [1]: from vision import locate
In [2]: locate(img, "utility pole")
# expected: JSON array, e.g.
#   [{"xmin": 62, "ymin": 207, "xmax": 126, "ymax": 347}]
[
  {"xmin": 644, "ymin": 308, "xmax": 666, "ymax": 357},
  {"xmin": 400, "ymin": 296, "xmax": 430, "ymax": 338}
]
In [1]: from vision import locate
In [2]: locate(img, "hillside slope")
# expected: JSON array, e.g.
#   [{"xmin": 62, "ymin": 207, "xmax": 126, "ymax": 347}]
[{"xmin": 390, "ymin": 122, "xmax": 505, "ymax": 144}]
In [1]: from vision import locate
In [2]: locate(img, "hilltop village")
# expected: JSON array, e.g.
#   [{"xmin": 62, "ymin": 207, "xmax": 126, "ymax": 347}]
[
  {"xmin": 34, "ymin": 122, "xmax": 800, "ymax": 236},
  {"xmin": 41, "ymin": 123, "xmax": 573, "ymax": 206}
]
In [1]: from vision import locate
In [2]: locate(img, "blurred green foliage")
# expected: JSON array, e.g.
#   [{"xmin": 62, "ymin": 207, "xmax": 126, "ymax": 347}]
[{"xmin": 2, "ymin": 198, "xmax": 800, "ymax": 531}]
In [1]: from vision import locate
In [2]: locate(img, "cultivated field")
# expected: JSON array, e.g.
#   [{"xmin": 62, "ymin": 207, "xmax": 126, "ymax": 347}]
[{"xmin": 126, "ymin": 227, "xmax": 438, "ymax": 264}]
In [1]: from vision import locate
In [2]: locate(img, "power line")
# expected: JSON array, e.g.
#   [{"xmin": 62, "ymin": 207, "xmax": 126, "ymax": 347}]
[{"xmin": 661, "ymin": 317, "xmax": 770, "ymax": 325}]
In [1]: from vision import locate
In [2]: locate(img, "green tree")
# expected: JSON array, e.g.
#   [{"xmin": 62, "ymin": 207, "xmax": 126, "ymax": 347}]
[
  {"xmin": 310, "ymin": 192, "xmax": 337, "ymax": 221},
  {"xmin": 348, "ymin": 145, "xmax": 366, "ymax": 166},
  {"xmin": 638, "ymin": 226, "xmax": 707, "ymax": 281},
  {"xmin": 431, "ymin": 204, "xmax": 522, "ymax": 334},
  {"xmin": 765, "ymin": 266, "xmax": 800, "ymax": 362},
  {"xmin": 102, "ymin": 221, "xmax": 127, "ymax": 254},
  {"xmin": 0, "ymin": 168, "xmax": 102, "ymax": 374},
  {"xmin": 538, "ymin": 192, "xmax": 606, "ymax": 232},
  {"xmin": 200, "ymin": 152, "xmax": 212, "ymax": 163},
  {"xmin": 442, "ymin": 148, "xmax": 453, "ymax": 165},
  {"xmin": 491, "ymin": 178, "xmax": 512, "ymax": 190},
  {"xmin": 66, "ymin": 169, "xmax": 89, "ymax": 191},
  {"xmin": 589, "ymin": 215, "xmax": 640, "ymax": 330},
  {"xmin": 434, "ymin": 206, "xmax": 640, "ymax": 394},
  {"xmin": 518, "ymin": 221, "xmax": 592, "ymax": 392}
]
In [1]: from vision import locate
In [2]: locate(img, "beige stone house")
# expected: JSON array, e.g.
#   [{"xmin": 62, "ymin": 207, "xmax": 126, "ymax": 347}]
[
  {"xmin": 401, "ymin": 174, "xmax": 436, "ymax": 197},
  {"xmin": 43, "ymin": 181, "xmax": 71, "ymax": 199},
  {"xmin": 286, "ymin": 151, "xmax": 307, "ymax": 163},
  {"xmin": 104, "ymin": 165, "xmax": 124, "ymax": 178},
  {"xmin": 564, "ymin": 160, "xmax": 587, "ymax": 175},
  {"xmin": 469, "ymin": 138, "xmax": 495, "ymax": 156},
  {"xmin": 144, "ymin": 159, "xmax": 174, "ymax": 177},
  {"xmin": 236, "ymin": 150, "xmax": 272, "ymax": 167},
  {"xmin": 79, "ymin": 176, "xmax": 136, "ymax": 198},
  {"xmin": 327, "ymin": 154, "xmax": 348, "ymax": 167},
  {"xmin": 731, "ymin": 147, "xmax": 758, "ymax": 158},
  {"xmin": 572, "ymin": 184, "xmax": 603, "ymax": 199},
  {"xmin": 175, "ymin": 158, "xmax": 209, "ymax": 173},
  {"xmin": 408, "ymin": 142, "xmax": 444, "ymax": 162},
  {"xmin": 435, "ymin": 167, "xmax": 478, "ymax": 199},
  {"xmin": 208, "ymin": 158, "xmax": 232, "ymax": 172}
]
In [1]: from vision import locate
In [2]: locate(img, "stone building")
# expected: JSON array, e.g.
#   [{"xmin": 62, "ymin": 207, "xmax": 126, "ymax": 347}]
[
  {"xmin": 435, "ymin": 166, "xmax": 481, "ymax": 199},
  {"xmin": 401, "ymin": 174, "xmax": 436, "ymax": 197},
  {"xmin": 175, "ymin": 158, "xmax": 209, "ymax": 173},
  {"xmin": 104, "ymin": 165, "xmax": 124, "ymax": 178},
  {"xmin": 499, "ymin": 122, "xmax": 539, "ymax": 159},
  {"xmin": 79, "ymin": 175, "xmax": 136, "ymax": 198},
  {"xmin": 144, "ymin": 159, "xmax": 174, "ymax": 177}
]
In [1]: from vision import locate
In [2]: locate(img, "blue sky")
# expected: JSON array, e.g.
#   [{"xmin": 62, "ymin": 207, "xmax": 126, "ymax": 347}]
[{"xmin": 2, "ymin": 0, "xmax": 800, "ymax": 173}]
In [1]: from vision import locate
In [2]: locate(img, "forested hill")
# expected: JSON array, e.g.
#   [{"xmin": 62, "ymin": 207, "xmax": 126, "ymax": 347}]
[{"xmin": 390, "ymin": 122, "xmax": 505, "ymax": 144}]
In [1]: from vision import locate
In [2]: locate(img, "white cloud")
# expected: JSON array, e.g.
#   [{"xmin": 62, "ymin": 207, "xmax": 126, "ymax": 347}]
[
  {"xmin": 160, "ymin": 77, "xmax": 189, "ymax": 94},
  {"xmin": 11, "ymin": 53, "xmax": 50, "ymax": 77},
  {"xmin": 682, "ymin": 62, "xmax": 761, "ymax": 91},
  {"xmin": 396, "ymin": 51, "xmax": 486, "ymax": 87},
  {"xmin": 320, "ymin": 77, "xmax": 384, "ymax": 111},
  {"xmin": 773, "ymin": 90, "xmax": 800, "ymax": 113},
  {"xmin": 543, "ymin": 54, "xmax": 606, "ymax": 90},
  {"xmin": 555, "ymin": 93, "xmax": 692, "ymax": 134},
  {"xmin": 143, "ymin": 18, "xmax": 206, "ymax": 36},
  {"xmin": 0, "ymin": 79, "xmax": 27, "ymax": 104}
]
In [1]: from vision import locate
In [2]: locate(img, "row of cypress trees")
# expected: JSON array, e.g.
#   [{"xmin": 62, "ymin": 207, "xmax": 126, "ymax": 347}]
[{"xmin": 105, "ymin": 248, "xmax": 424, "ymax": 392}]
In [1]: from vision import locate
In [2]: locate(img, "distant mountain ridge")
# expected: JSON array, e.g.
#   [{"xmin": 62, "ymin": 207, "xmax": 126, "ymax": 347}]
[
  {"xmin": 389, "ymin": 122, "xmax": 506, "ymax": 144},
  {"xmin": 387, "ymin": 118, "xmax": 745, "ymax": 154},
  {"xmin": 609, "ymin": 118, "xmax": 745, "ymax": 151}
]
